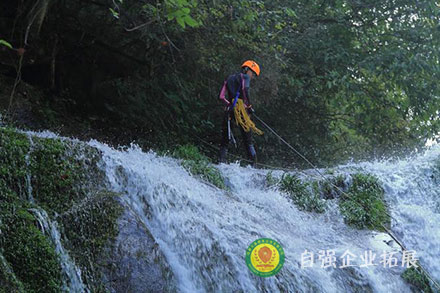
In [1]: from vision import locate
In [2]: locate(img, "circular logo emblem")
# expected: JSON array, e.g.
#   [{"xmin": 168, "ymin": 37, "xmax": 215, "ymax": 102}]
[{"xmin": 245, "ymin": 238, "xmax": 285, "ymax": 277}]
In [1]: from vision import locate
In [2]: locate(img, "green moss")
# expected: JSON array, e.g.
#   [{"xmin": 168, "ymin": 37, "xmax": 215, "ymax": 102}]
[
  {"xmin": 30, "ymin": 137, "xmax": 104, "ymax": 214},
  {"xmin": 0, "ymin": 253, "xmax": 26, "ymax": 293},
  {"xmin": 0, "ymin": 128, "xmax": 62, "ymax": 291},
  {"xmin": 60, "ymin": 191, "xmax": 123, "ymax": 290},
  {"xmin": 339, "ymin": 173, "xmax": 390, "ymax": 231},
  {"xmin": 1, "ymin": 206, "xmax": 62, "ymax": 292},
  {"xmin": 0, "ymin": 127, "xmax": 118, "ymax": 292},
  {"xmin": 279, "ymin": 173, "xmax": 326, "ymax": 213},
  {"xmin": 401, "ymin": 266, "xmax": 434, "ymax": 293},
  {"xmin": 172, "ymin": 144, "xmax": 208, "ymax": 162},
  {"xmin": 0, "ymin": 128, "xmax": 30, "ymax": 197},
  {"xmin": 173, "ymin": 144, "xmax": 226, "ymax": 189}
]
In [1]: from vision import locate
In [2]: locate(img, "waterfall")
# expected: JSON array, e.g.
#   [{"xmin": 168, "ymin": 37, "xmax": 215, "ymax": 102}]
[
  {"xmin": 17, "ymin": 129, "xmax": 438, "ymax": 292},
  {"xmin": 341, "ymin": 145, "xmax": 440, "ymax": 283},
  {"xmin": 88, "ymin": 140, "xmax": 440, "ymax": 292},
  {"xmin": 30, "ymin": 208, "xmax": 87, "ymax": 293}
]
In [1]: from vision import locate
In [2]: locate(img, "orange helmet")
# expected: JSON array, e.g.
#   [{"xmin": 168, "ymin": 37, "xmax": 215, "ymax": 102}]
[{"xmin": 241, "ymin": 60, "xmax": 260, "ymax": 76}]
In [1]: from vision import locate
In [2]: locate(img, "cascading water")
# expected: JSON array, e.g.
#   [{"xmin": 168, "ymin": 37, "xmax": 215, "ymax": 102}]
[
  {"xmin": 30, "ymin": 208, "xmax": 87, "ymax": 293},
  {"xmin": 19, "ymin": 129, "xmax": 439, "ymax": 292},
  {"xmin": 341, "ymin": 145, "xmax": 440, "ymax": 283},
  {"xmin": 89, "ymin": 139, "xmax": 440, "ymax": 292}
]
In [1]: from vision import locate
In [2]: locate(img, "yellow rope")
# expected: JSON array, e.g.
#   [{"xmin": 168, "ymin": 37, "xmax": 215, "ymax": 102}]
[{"xmin": 233, "ymin": 99, "xmax": 264, "ymax": 135}]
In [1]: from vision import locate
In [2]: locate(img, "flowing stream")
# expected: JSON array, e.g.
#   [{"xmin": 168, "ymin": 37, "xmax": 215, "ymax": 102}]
[
  {"xmin": 30, "ymin": 208, "xmax": 87, "ymax": 292},
  {"xmin": 21, "ymin": 129, "xmax": 440, "ymax": 292},
  {"xmin": 88, "ymin": 139, "xmax": 440, "ymax": 292}
]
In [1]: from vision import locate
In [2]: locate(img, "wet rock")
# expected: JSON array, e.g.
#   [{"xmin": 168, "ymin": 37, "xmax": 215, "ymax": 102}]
[{"xmin": 101, "ymin": 208, "xmax": 177, "ymax": 293}]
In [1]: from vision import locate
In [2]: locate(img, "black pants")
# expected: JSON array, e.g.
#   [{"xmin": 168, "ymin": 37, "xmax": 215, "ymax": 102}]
[{"xmin": 219, "ymin": 111, "xmax": 256, "ymax": 164}]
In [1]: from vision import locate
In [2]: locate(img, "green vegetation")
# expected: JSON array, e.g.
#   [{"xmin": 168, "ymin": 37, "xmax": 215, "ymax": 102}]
[
  {"xmin": 268, "ymin": 170, "xmax": 390, "ymax": 232},
  {"xmin": 316, "ymin": 175, "xmax": 345, "ymax": 199},
  {"xmin": 339, "ymin": 173, "xmax": 390, "ymax": 231},
  {"xmin": 30, "ymin": 137, "xmax": 104, "ymax": 214},
  {"xmin": 265, "ymin": 171, "xmax": 280, "ymax": 188},
  {"xmin": 0, "ymin": 127, "xmax": 122, "ymax": 292},
  {"xmin": 1, "ymin": 208, "xmax": 62, "ymax": 292},
  {"xmin": 278, "ymin": 173, "xmax": 326, "ymax": 213},
  {"xmin": 2, "ymin": 0, "xmax": 439, "ymax": 167},
  {"xmin": 401, "ymin": 266, "xmax": 434, "ymax": 293},
  {"xmin": 0, "ymin": 128, "xmax": 30, "ymax": 195},
  {"xmin": 0, "ymin": 39, "xmax": 13, "ymax": 49},
  {"xmin": 173, "ymin": 144, "xmax": 226, "ymax": 189},
  {"xmin": 0, "ymin": 128, "xmax": 62, "ymax": 292},
  {"xmin": 60, "ymin": 191, "xmax": 123, "ymax": 290},
  {"xmin": 0, "ymin": 253, "xmax": 26, "ymax": 293}
]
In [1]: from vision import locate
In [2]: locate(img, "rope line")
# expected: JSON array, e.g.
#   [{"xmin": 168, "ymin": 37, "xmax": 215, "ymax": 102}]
[
  {"xmin": 251, "ymin": 113, "xmax": 440, "ymax": 291},
  {"xmin": 189, "ymin": 116, "xmax": 439, "ymax": 290}
]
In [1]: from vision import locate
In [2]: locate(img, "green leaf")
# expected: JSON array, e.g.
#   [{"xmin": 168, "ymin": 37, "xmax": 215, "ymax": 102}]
[
  {"xmin": 285, "ymin": 8, "xmax": 296, "ymax": 18},
  {"xmin": 177, "ymin": 16, "xmax": 186, "ymax": 28},
  {"xmin": 167, "ymin": 12, "xmax": 176, "ymax": 20},
  {"xmin": 184, "ymin": 15, "xmax": 199, "ymax": 27},
  {"xmin": 109, "ymin": 8, "xmax": 119, "ymax": 19},
  {"xmin": 0, "ymin": 39, "xmax": 12, "ymax": 49}
]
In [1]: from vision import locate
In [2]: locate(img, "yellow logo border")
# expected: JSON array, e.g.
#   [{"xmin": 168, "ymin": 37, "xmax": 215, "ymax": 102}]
[{"xmin": 245, "ymin": 238, "xmax": 285, "ymax": 277}]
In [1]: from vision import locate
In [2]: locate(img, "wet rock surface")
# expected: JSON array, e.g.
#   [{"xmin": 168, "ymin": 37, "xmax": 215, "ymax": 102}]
[{"xmin": 102, "ymin": 208, "xmax": 176, "ymax": 293}]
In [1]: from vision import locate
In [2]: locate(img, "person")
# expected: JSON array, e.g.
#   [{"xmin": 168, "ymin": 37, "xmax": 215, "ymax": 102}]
[{"xmin": 218, "ymin": 60, "xmax": 264, "ymax": 166}]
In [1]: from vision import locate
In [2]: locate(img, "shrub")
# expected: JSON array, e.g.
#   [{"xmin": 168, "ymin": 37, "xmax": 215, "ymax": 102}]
[
  {"xmin": 339, "ymin": 173, "xmax": 390, "ymax": 231},
  {"xmin": 279, "ymin": 173, "xmax": 326, "ymax": 213},
  {"xmin": 173, "ymin": 145, "xmax": 226, "ymax": 189},
  {"xmin": 265, "ymin": 171, "xmax": 280, "ymax": 187},
  {"xmin": 401, "ymin": 266, "xmax": 434, "ymax": 293}
]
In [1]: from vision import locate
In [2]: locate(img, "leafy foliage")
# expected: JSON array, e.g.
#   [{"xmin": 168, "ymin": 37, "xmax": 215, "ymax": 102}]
[
  {"xmin": 339, "ymin": 173, "xmax": 390, "ymax": 231},
  {"xmin": 173, "ymin": 144, "xmax": 226, "ymax": 189},
  {"xmin": 401, "ymin": 266, "xmax": 434, "ymax": 293},
  {"xmin": 0, "ymin": 39, "xmax": 12, "ymax": 49},
  {"xmin": 1, "ymin": 0, "xmax": 440, "ymax": 167},
  {"xmin": 278, "ymin": 173, "xmax": 326, "ymax": 213}
]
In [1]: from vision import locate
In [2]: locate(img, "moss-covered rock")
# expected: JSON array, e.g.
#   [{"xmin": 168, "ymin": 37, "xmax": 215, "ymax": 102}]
[
  {"xmin": 100, "ymin": 208, "xmax": 177, "ymax": 292},
  {"xmin": 0, "ymin": 128, "xmax": 63, "ymax": 292},
  {"xmin": 0, "ymin": 252, "xmax": 26, "ymax": 293},
  {"xmin": 0, "ymin": 205, "xmax": 63, "ymax": 292},
  {"xmin": 339, "ymin": 173, "xmax": 390, "ymax": 231},
  {"xmin": 0, "ymin": 128, "xmax": 30, "ymax": 197},
  {"xmin": 30, "ymin": 137, "xmax": 105, "ymax": 214},
  {"xmin": 0, "ymin": 127, "xmax": 122, "ymax": 292},
  {"xmin": 59, "ymin": 191, "xmax": 123, "ymax": 290},
  {"xmin": 172, "ymin": 144, "xmax": 226, "ymax": 189}
]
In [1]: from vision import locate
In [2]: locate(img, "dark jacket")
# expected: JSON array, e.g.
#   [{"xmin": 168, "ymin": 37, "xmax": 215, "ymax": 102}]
[{"xmin": 219, "ymin": 73, "xmax": 251, "ymax": 107}]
